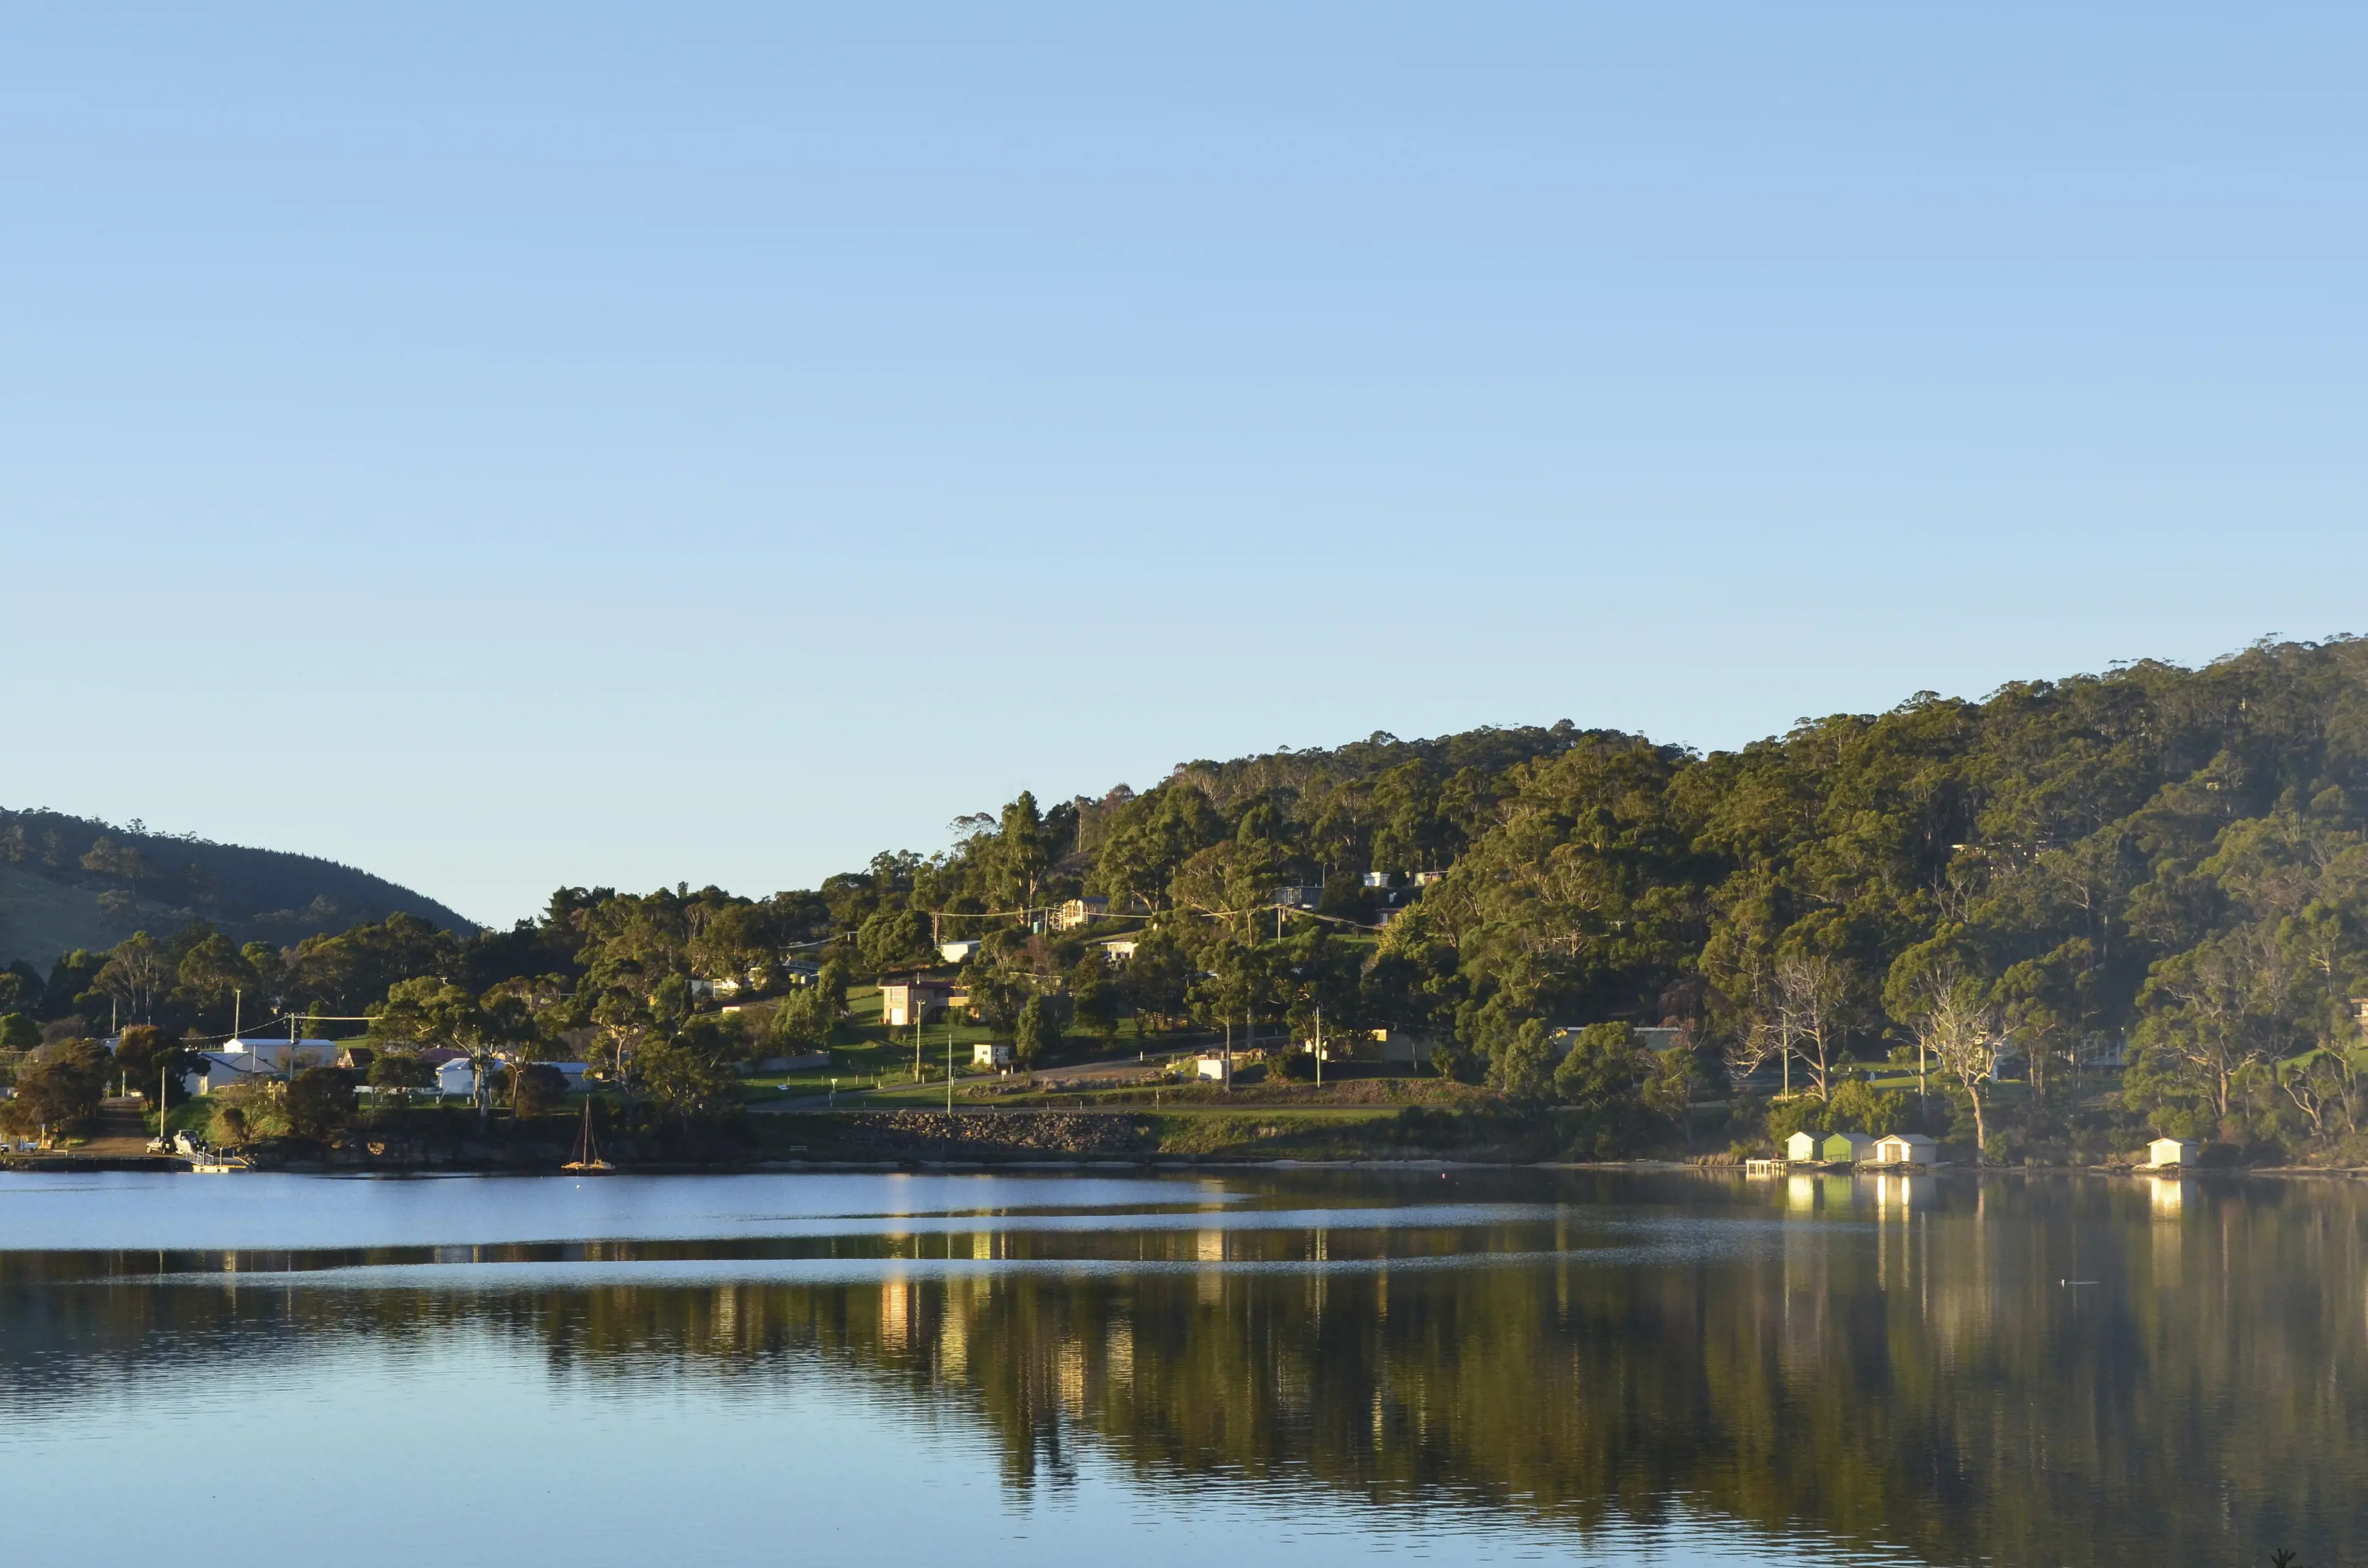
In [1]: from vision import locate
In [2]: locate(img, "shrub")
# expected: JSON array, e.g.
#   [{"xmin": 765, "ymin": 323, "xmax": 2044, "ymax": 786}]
[
  {"xmin": 285, "ymin": 1066, "xmax": 356, "ymax": 1139},
  {"xmin": 512, "ymin": 1063, "xmax": 568, "ymax": 1117}
]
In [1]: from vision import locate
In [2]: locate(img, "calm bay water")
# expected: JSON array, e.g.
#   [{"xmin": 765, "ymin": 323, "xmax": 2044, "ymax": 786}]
[{"xmin": 1, "ymin": 1167, "xmax": 2360, "ymax": 1568}]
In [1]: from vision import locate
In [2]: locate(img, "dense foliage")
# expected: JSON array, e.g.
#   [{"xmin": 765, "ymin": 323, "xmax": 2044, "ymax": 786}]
[{"xmin": 10, "ymin": 638, "xmax": 2368, "ymax": 1158}]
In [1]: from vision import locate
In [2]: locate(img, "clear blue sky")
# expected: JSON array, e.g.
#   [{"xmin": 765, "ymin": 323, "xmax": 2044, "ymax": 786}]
[{"xmin": 4, "ymin": 3, "xmax": 2362, "ymax": 927}]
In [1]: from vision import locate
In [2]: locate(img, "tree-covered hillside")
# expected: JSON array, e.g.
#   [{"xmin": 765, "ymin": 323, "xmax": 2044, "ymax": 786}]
[
  {"xmin": 0, "ymin": 808, "xmax": 475, "ymax": 969},
  {"xmin": 13, "ymin": 637, "xmax": 2368, "ymax": 1163}
]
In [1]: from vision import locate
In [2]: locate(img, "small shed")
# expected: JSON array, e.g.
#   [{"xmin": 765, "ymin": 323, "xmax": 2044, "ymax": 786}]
[
  {"xmin": 1785, "ymin": 1130, "xmax": 1821, "ymax": 1162},
  {"xmin": 436, "ymin": 1058, "xmax": 478, "ymax": 1098},
  {"xmin": 2148, "ymin": 1136, "xmax": 2200, "ymax": 1168},
  {"xmin": 1874, "ymin": 1132, "xmax": 1938, "ymax": 1166},
  {"xmin": 1821, "ymin": 1131, "xmax": 1878, "ymax": 1164},
  {"xmin": 973, "ymin": 1041, "xmax": 1015, "ymax": 1070},
  {"xmin": 1195, "ymin": 1055, "xmax": 1231, "ymax": 1081}
]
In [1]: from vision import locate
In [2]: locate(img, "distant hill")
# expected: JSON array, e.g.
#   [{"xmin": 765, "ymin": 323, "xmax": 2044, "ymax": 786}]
[{"xmin": 0, "ymin": 808, "xmax": 475, "ymax": 969}]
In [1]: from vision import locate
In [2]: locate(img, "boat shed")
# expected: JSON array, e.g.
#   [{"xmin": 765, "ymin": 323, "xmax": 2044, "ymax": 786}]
[
  {"xmin": 2148, "ymin": 1136, "xmax": 2200, "ymax": 1168},
  {"xmin": 1821, "ymin": 1131, "xmax": 1878, "ymax": 1164},
  {"xmin": 1785, "ymin": 1130, "xmax": 1821, "ymax": 1162},
  {"xmin": 1874, "ymin": 1132, "xmax": 1939, "ymax": 1165}
]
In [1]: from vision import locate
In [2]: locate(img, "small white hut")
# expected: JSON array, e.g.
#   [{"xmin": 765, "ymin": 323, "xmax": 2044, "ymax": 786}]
[
  {"xmin": 2148, "ymin": 1136, "xmax": 2199, "ymax": 1168},
  {"xmin": 436, "ymin": 1057, "xmax": 478, "ymax": 1098},
  {"xmin": 1874, "ymin": 1132, "xmax": 1939, "ymax": 1166},
  {"xmin": 1784, "ymin": 1130, "xmax": 1821, "ymax": 1163}
]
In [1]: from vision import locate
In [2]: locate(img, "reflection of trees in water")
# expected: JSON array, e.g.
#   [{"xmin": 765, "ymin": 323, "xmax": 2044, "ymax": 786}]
[{"xmin": 6, "ymin": 1178, "xmax": 2368, "ymax": 1567}]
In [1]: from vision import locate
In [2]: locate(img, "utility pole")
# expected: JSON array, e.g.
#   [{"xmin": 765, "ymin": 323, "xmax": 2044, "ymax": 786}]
[
  {"xmin": 1315, "ymin": 1004, "xmax": 1323, "ymax": 1090},
  {"xmin": 946, "ymin": 1023, "xmax": 954, "ymax": 1114}
]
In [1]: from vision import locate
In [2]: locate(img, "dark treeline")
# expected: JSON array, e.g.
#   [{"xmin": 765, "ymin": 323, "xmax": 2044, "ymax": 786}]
[{"xmin": 10, "ymin": 638, "xmax": 2368, "ymax": 1160}]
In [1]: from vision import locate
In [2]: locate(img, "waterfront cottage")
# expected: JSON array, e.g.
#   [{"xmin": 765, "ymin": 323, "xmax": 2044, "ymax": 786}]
[
  {"xmin": 1821, "ymin": 1132, "xmax": 1877, "ymax": 1164},
  {"xmin": 1785, "ymin": 1131, "xmax": 1821, "ymax": 1162},
  {"xmin": 2148, "ymin": 1136, "xmax": 2199, "ymax": 1168},
  {"xmin": 1873, "ymin": 1133, "xmax": 1938, "ymax": 1166}
]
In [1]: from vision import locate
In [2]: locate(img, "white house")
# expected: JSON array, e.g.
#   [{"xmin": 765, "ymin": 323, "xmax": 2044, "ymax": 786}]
[
  {"xmin": 436, "ymin": 1057, "xmax": 479, "ymax": 1098},
  {"xmin": 973, "ymin": 1041, "xmax": 1015, "ymax": 1070},
  {"xmin": 1873, "ymin": 1132, "xmax": 1939, "ymax": 1165},
  {"xmin": 940, "ymin": 940, "xmax": 983, "ymax": 964},
  {"xmin": 2148, "ymin": 1136, "xmax": 2200, "ymax": 1168},
  {"xmin": 1362, "ymin": 871, "xmax": 1395, "ymax": 889},
  {"xmin": 185, "ymin": 1051, "xmax": 273, "ymax": 1096},
  {"xmin": 1412, "ymin": 869, "xmax": 1448, "ymax": 886},
  {"xmin": 1095, "ymin": 940, "xmax": 1139, "ymax": 961},
  {"xmin": 221, "ymin": 1037, "xmax": 342, "ymax": 1074},
  {"xmin": 879, "ymin": 979, "xmax": 954, "ymax": 1029},
  {"xmin": 1784, "ymin": 1130, "xmax": 1821, "ymax": 1162},
  {"xmin": 1196, "ymin": 1055, "xmax": 1231, "ymax": 1081}
]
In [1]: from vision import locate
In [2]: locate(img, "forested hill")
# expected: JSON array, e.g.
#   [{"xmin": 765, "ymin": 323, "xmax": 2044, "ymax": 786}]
[
  {"xmin": 0, "ymin": 808, "xmax": 474, "ymax": 968},
  {"xmin": 18, "ymin": 637, "xmax": 2368, "ymax": 1161}
]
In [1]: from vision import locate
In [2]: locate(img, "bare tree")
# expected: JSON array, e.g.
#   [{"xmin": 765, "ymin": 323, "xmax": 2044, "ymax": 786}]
[
  {"xmin": 1910, "ymin": 961, "xmax": 2005, "ymax": 1162},
  {"xmin": 1775, "ymin": 953, "xmax": 1851, "ymax": 1102}
]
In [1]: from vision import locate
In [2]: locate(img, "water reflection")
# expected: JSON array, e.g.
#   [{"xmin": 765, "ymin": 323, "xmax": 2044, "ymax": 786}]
[{"xmin": 4, "ymin": 1171, "xmax": 2365, "ymax": 1568}]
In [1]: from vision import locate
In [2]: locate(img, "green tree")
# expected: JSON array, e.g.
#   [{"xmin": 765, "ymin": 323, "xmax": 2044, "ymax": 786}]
[
  {"xmin": 1554, "ymin": 1022, "xmax": 1643, "ymax": 1111},
  {"xmin": 638, "ymin": 1015, "xmax": 743, "ymax": 1127},
  {"xmin": 284, "ymin": 1066, "xmax": 355, "ymax": 1139},
  {"xmin": 6, "ymin": 1039, "xmax": 106, "ymax": 1141},
  {"xmin": 92, "ymin": 932, "xmax": 171, "ymax": 1026},
  {"xmin": 857, "ymin": 908, "xmax": 932, "ymax": 974},
  {"xmin": 109, "ymin": 1023, "xmax": 196, "ymax": 1108},
  {"xmin": 1014, "ymin": 993, "xmax": 1067, "ymax": 1068},
  {"xmin": 1487, "ymin": 1018, "xmax": 1556, "ymax": 1100}
]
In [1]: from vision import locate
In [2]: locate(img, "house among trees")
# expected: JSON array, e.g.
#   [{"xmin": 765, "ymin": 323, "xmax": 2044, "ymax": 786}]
[
  {"xmin": 1413, "ymin": 870, "xmax": 1448, "ymax": 886},
  {"xmin": 879, "ymin": 978, "xmax": 954, "ymax": 1027},
  {"xmin": 1095, "ymin": 939, "xmax": 1138, "ymax": 961},
  {"xmin": 1051, "ymin": 897, "xmax": 1108, "ymax": 932},
  {"xmin": 939, "ymin": 940, "xmax": 983, "ymax": 964},
  {"xmin": 1874, "ymin": 1132, "xmax": 1938, "ymax": 1165},
  {"xmin": 224, "ymin": 1036, "xmax": 340, "ymax": 1074},
  {"xmin": 1270, "ymin": 886, "xmax": 1316, "ymax": 908}
]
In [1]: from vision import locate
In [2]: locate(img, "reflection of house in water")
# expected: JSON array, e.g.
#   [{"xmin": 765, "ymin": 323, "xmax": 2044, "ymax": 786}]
[
  {"xmin": 1197, "ymin": 1229, "xmax": 1226, "ymax": 1304},
  {"xmin": 2150, "ymin": 1178, "xmax": 2184, "ymax": 1287},
  {"xmin": 1872, "ymin": 1171, "xmax": 1935, "ymax": 1213},
  {"xmin": 1783, "ymin": 1173, "xmax": 1858, "ymax": 1213},
  {"xmin": 881, "ymin": 1277, "xmax": 913, "ymax": 1346}
]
